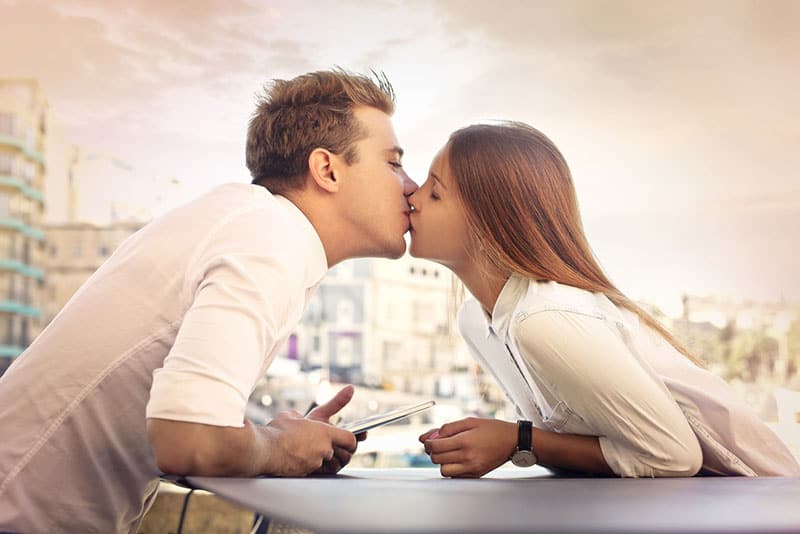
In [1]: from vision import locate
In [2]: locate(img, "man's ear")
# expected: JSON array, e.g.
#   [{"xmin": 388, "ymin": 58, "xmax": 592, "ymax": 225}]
[{"xmin": 308, "ymin": 148, "xmax": 339, "ymax": 193}]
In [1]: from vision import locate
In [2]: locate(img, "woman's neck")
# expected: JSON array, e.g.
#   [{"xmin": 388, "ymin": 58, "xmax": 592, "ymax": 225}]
[{"xmin": 452, "ymin": 262, "xmax": 511, "ymax": 319}]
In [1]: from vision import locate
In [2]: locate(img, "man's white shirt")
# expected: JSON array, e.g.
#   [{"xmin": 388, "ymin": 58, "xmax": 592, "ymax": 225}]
[{"xmin": 0, "ymin": 184, "xmax": 327, "ymax": 533}]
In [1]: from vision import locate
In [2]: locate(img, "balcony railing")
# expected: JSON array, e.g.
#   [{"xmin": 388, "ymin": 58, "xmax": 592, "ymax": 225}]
[
  {"xmin": 0, "ymin": 175, "xmax": 45, "ymax": 204},
  {"xmin": 0, "ymin": 259, "xmax": 44, "ymax": 281},
  {"xmin": 0, "ymin": 300, "xmax": 41, "ymax": 318},
  {"xmin": 0, "ymin": 217, "xmax": 45, "ymax": 241},
  {"xmin": 0, "ymin": 134, "xmax": 45, "ymax": 167},
  {"xmin": 0, "ymin": 344, "xmax": 25, "ymax": 358}
]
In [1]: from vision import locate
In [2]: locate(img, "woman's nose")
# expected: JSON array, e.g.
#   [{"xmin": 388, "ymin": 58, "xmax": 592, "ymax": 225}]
[{"xmin": 407, "ymin": 188, "xmax": 420, "ymax": 209}]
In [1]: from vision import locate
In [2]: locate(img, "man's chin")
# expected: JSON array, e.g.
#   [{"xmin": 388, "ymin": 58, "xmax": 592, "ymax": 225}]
[
  {"xmin": 384, "ymin": 238, "xmax": 407, "ymax": 259},
  {"xmin": 407, "ymin": 237, "xmax": 427, "ymax": 259}
]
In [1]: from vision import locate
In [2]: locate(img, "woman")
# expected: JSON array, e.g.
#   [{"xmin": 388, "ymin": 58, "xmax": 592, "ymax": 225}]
[{"xmin": 408, "ymin": 122, "xmax": 800, "ymax": 478}]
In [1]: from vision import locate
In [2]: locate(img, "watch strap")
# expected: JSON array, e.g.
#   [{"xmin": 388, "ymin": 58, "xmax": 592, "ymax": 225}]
[{"xmin": 517, "ymin": 420, "xmax": 532, "ymax": 452}]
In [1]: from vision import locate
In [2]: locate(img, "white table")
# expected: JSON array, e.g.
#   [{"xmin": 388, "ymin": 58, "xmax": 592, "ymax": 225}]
[{"xmin": 184, "ymin": 467, "xmax": 800, "ymax": 533}]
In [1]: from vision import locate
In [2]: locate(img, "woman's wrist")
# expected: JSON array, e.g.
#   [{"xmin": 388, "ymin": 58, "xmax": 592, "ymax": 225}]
[{"xmin": 503, "ymin": 420, "xmax": 520, "ymax": 459}]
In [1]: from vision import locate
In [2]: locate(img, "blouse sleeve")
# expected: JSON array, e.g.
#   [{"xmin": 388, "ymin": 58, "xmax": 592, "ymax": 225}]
[{"xmin": 515, "ymin": 310, "xmax": 702, "ymax": 477}]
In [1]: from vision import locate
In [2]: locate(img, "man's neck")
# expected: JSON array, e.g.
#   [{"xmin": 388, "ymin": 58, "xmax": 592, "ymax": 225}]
[{"xmin": 279, "ymin": 191, "xmax": 347, "ymax": 268}]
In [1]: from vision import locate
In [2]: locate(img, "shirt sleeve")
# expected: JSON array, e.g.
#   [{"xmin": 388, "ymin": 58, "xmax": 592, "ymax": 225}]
[
  {"xmin": 146, "ymin": 236, "xmax": 304, "ymax": 427},
  {"xmin": 515, "ymin": 310, "xmax": 703, "ymax": 477}
]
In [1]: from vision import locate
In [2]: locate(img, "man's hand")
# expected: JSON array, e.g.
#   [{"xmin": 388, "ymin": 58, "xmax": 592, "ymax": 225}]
[
  {"xmin": 420, "ymin": 417, "xmax": 517, "ymax": 478},
  {"xmin": 147, "ymin": 387, "xmax": 361, "ymax": 478},
  {"xmin": 305, "ymin": 384, "xmax": 365, "ymax": 474},
  {"xmin": 264, "ymin": 410, "xmax": 357, "ymax": 476}
]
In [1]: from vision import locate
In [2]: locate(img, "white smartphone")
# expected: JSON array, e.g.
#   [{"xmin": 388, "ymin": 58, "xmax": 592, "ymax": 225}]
[{"xmin": 340, "ymin": 400, "xmax": 435, "ymax": 435}]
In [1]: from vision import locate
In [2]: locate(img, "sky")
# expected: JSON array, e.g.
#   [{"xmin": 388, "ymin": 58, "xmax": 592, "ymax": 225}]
[{"xmin": 2, "ymin": 0, "xmax": 799, "ymax": 312}]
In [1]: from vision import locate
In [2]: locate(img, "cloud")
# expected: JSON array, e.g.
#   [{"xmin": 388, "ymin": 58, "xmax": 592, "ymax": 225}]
[
  {"xmin": 3, "ymin": 0, "xmax": 798, "ymax": 302},
  {"xmin": 395, "ymin": 1, "xmax": 800, "ymax": 218},
  {"xmin": 0, "ymin": 0, "xmax": 319, "ymax": 192},
  {"xmin": 0, "ymin": 1, "xmax": 310, "ymax": 122}
]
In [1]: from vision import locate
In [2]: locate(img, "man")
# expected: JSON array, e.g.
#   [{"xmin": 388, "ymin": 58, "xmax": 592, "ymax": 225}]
[{"xmin": 0, "ymin": 69, "xmax": 417, "ymax": 533}]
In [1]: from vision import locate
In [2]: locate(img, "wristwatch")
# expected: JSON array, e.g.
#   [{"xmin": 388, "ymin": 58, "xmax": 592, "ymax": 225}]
[{"xmin": 510, "ymin": 420, "xmax": 537, "ymax": 467}]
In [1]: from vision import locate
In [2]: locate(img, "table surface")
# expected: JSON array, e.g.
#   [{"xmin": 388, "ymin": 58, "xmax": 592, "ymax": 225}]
[{"xmin": 185, "ymin": 467, "xmax": 800, "ymax": 533}]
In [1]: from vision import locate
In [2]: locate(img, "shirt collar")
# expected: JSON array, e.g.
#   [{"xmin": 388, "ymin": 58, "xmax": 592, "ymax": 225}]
[
  {"xmin": 273, "ymin": 194, "xmax": 328, "ymax": 288},
  {"xmin": 482, "ymin": 273, "xmax": 529, "ymax": 340}
]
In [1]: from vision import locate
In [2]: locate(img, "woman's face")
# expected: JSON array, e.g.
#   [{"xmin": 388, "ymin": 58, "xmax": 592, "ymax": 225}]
[{"xmin": 408, "ymin": 145, "xmax": 472, "ymax": 267}]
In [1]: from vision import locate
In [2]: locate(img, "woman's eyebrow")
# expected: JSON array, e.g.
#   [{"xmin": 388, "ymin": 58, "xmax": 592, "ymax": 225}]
[{"xmin": 431, "ymin": 172, "xmax": 447, "ymax": 189}]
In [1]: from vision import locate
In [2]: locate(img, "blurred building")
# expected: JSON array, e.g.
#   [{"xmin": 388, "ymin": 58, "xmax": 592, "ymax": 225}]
[
  {"xmin": 0, "ymin": 79, "xmax": 48, "ymax": 374},
  {"xmin": 680, "ymin": 294, "xmax": 798, "ymax": 331},
  {"xmin": 44, "ymin": 146, "xmax": 185, "ymax": 226},
  {"xmin": 290, "ymin": 255, "xmax": 481, "ymax": 403},
  {"xmin": 41, "ymin": 221, "xmax": 143, "ymax": 326},
  {"xmin": 678, "ymin": 294, "xmax": 799, "ymax": 378},
  {"xmin": 40, "ymin": 148, "xmax": 154, "ymax": 328}
]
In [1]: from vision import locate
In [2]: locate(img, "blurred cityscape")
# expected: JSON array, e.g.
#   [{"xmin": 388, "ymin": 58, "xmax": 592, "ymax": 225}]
[{"xmin": 2, "ymin": 79, "xmax": 798, "ymax": 468}]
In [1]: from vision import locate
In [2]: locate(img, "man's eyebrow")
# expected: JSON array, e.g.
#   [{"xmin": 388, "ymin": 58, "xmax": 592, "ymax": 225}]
[
  {"xmin": 431, "ymin": 172, "xmax": 447, "ymax": 189},
  {"xmin": 385, "ymin": 146, "xmax": 404, "ymax": 158}
]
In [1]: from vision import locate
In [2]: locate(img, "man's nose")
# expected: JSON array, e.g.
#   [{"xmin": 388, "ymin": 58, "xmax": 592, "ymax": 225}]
[
  {"xmin": 403, "ymin": 174, "xmax": 419, "ymax": 196},
  {"xmin": 407, "ymin": 188, "xmax": 418, "ymax": 207}
]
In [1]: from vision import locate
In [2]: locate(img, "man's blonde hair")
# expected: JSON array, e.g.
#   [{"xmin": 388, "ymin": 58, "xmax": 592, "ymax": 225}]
[{"xmin": 246, "ymin": 69, "xmax": 395, "ymax": 194}]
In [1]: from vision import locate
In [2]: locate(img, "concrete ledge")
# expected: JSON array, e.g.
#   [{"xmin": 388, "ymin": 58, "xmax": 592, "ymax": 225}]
[
  {"xmin": 139, "ymin": 482, "xmax": 252, "ymax": 533},
  {"xmin": 140, "ymin": 482, "xmax": 316, "ymax": 534}
]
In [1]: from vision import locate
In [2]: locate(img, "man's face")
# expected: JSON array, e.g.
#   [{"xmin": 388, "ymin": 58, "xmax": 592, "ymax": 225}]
[{"xmin": 335, "ymin": 106, "xmax": 418, "ymax": 258}]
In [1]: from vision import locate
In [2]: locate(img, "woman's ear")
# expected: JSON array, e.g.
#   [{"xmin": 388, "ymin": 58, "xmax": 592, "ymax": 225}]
[{"xmin": 308, "ymin": 148, "xmax": 339, "ymax": 193}]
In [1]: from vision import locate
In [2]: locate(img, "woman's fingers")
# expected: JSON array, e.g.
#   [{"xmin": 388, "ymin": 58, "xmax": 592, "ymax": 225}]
[
  {"xmin": 430, "ymin": 450, "xmax": 464, "ymax": 465},
  {"xmin": 424, "ymin": 434, "xmax": 462, "ymax": 455}
]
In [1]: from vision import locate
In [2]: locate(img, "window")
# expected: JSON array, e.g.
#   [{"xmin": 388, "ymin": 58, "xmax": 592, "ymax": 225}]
[
  {"xmin": 353, "ymin": 259, "xmax": 372, "ymax": 278},
  {"xmin": 382, "ymin": 341, "xmax": 402, "ymax": 369},
  {"xmin": 0, "ymin": 193, "xmax": 10, "ymax": 217},
  {"xmin": 0, "ymin": 152, "xmax": 14, "ymax": 174},
  {"xmin": 22, "ymin": 162, "xmax": 35, "ymax": 181},
  {"xmin": 73, "ymin": 242, "xmax": 81, "ymax": 258},
  {"xmin": 0, "ymin": 113, "xmax": 14, "ymax": 136},
  {"xmin": 4, "ymin": 317, "xmax": 14, "ymax": 345},
  {"xmin": 99, "ymin": 245, "xmax": 109, "ymax": 257},
  {"xmin": 336, "ymin": 299, "xmax": 354, "ymax": 326},
  {"xmin": 412, "ymin": 300, "xmax": 435, "ymax": 323},
  {"xmin": 287, "ymin": 334, "xmax": 298, "ymax": 360},
  {"xmin": 335, "ymin": 336, "xmax": 355, "ymax": 367}
]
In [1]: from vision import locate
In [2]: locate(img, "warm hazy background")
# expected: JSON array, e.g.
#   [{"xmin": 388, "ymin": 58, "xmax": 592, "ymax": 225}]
[{"xmin": 2, "ymin": 0, "xmax": 798, "ymax": 311}]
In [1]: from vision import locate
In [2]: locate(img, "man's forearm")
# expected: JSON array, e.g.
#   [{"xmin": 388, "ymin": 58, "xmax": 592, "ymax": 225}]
[{"xmin": 148, "ymin": 418, "xmax": 273, "ymax": 476}]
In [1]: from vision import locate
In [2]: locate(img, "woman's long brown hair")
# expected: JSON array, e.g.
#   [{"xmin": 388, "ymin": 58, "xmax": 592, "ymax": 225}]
[{"xmin": 447, "ymin": 122, "xmax": 703, "ymax": 366}]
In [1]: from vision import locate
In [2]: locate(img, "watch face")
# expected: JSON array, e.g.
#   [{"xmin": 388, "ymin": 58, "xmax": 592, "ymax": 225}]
[{"xmin": 511, "ymin": 450, "xmax": 537, "ymax": 467}]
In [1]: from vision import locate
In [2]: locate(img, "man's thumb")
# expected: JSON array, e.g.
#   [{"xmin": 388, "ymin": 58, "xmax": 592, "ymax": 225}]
[{"xmin": 308, "ymin": 385, "xmax": 355, "ymax": 419}]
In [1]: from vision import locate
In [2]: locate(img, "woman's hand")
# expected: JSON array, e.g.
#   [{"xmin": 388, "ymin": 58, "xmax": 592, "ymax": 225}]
[{"xmin": 419, "ymin": 417, "xmax": 518, "ymax": 478}]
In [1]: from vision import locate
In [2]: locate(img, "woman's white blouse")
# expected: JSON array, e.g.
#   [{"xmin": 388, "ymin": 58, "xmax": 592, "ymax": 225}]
[{"xmin": 458, "ymin": 274, "xmax": 800, "ymax": 477}]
